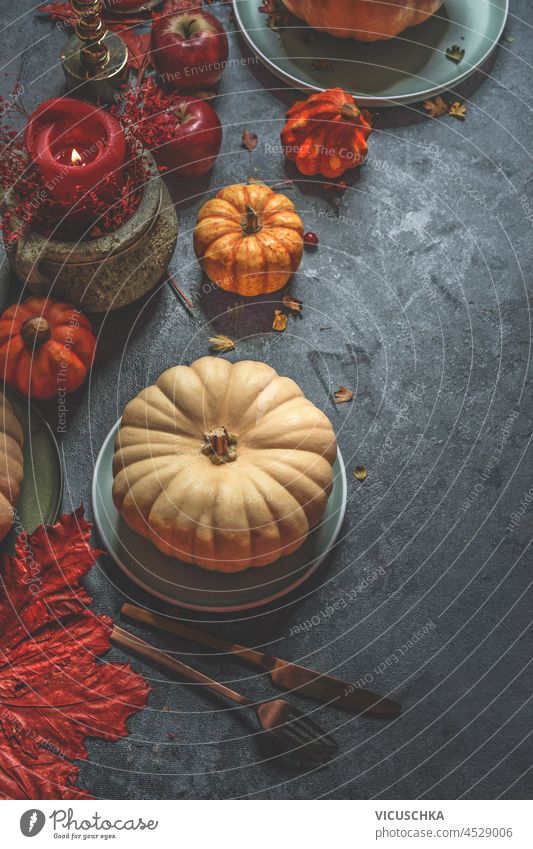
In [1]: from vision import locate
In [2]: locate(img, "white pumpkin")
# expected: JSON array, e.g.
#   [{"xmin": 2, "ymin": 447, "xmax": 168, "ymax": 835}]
[{"xmin": 112, "ymin": 357, "xmax": 337, "ymax": 572}]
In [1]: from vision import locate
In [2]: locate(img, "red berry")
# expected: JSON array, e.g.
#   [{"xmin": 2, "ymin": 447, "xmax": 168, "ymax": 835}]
[{"xmin": 304, "ymin": 231, "xmax": 319, "ymax": 248}]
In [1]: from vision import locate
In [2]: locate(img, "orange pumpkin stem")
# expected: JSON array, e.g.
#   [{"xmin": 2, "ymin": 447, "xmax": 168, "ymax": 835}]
[
  {"xmin": 340, "ymin": 101, "xmax": 361, "ymax": 122},
  {"xmin": 242, "ymin": 206, "xmax": 262, "ymax": 236},
  {"xmin": 20, "ymin": 317, "xmax": 52, "ymax": 349},
  {"xmin": 202, "ymin": 427, "xmax": 238, "ymax": 464}
]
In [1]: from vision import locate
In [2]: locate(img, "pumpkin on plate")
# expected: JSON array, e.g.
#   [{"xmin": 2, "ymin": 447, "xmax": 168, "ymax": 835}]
[
  {"xmin": 0, "ymin": 392, "xmax": 23, "ymax": 542},
  {"xmin": 282, "ymin": 0, "xmax": 445, "ymax": 41},
  {"xmin": 281, "ymin": 88, "xmax": 372, "ymax": 178},
  {"xmin": 0, "ymin": 297, "xmax": 96, "ymax": 400},
  {"xmin": 193, "ymin": 183, "xmax": 304, "ymax": 296},
  {"xmin": 112, "ymin": 357, "xmax": 337, "ymax": 572}
]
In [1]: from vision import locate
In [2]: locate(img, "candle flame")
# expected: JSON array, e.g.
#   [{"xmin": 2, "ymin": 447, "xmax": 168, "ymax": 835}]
[{"xmin": 71, "ymin": 147, "xmax": 83, "ymax": 166}]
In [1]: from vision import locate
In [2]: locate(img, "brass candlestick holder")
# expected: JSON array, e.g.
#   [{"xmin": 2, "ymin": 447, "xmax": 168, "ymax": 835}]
[{"xmin": 61, "ymin": 0, "xmax": 129, "ymax": 103}]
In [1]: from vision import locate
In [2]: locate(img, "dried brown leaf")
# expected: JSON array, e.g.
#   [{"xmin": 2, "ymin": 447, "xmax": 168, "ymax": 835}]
[
  {"xmin": 209, "ymin": 334, "xmax": 235, "ymax": 353},
  {"xmin": 423, "ymin": 95, "xmax": 448, "ymax": 118},
  {"xmin": 272, "ymin": 310, "xmax": 289, "ymax": 332},
  {"xmin": 282, "ymin": 293, "xmax": 303, "ymax": 314},
  {"xmin": 259, "ymin": 1, "xmax": 288, "ymax": 32},
  {"xmin": 242, "ymin": 130, "xmax": 258, "ymax": 151},
  {"xmin": 448, "ymin": 101, "xmax": 467, "ymax": 120},
  {"xmin": 446, "ymin": 44, "xmax": 465, "ymax": 63},
  {"xmin": 334, "ymin": 385, "xmax": 353, "ymax": 404}
]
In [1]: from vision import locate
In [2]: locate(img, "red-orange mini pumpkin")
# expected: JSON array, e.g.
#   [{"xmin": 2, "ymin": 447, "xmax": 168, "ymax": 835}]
[
  {"xmin": 281, "ymin": 87, "xmax": 372, "ymax": 179},
  {"xmin": 0, "ymin": 297, "xmax": 96, "ymax": 400}
]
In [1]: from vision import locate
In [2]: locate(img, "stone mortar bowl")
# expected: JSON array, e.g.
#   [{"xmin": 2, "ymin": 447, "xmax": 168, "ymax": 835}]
[{"xmin": 4, "ymin": 150, "xmax": 178, "ymax": 314}]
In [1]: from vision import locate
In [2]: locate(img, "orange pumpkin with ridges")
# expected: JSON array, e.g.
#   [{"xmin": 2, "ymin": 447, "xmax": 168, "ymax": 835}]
[
  {"xmin": 0, "ymin": 297, "xmax": 96, "ymax": 400},
  {"xmin": 281, "ymin": 88, "xmax": 372, "ymax": 179},
  {"xmin": 193, "ymin": 183, "xmax": 304, "ymax": 296}
]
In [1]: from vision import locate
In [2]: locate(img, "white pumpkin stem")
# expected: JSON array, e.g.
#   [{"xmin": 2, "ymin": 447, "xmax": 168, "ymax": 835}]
[{"xmin": 202, "ymin": 427, "xmax": 238, "ymax": 464}]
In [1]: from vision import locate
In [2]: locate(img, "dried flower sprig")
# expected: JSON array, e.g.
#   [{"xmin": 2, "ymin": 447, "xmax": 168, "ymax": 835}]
[{"xmin": 112, "ymin": 78, "xmax": 205, "ymax": 171}]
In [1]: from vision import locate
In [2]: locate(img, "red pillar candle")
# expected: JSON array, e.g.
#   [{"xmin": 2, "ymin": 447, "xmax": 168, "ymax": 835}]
[{"xmin": 24, "ymin": 98, "xmax": 126, "ymax": 206}]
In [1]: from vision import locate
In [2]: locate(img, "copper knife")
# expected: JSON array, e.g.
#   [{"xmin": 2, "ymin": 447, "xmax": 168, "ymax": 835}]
[{"xmin": 121, "ymin": 603, "xmax": 401, "ymax": 718}]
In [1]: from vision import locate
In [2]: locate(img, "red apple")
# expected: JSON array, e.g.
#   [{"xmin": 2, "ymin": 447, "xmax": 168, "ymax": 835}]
[
  {"xmin": 151, "ymin": 96, "xmax": 222, "ymax": 177},
  {"xmin": 151, "ymin": 10, "xmax": 229, "ymax": 91}
]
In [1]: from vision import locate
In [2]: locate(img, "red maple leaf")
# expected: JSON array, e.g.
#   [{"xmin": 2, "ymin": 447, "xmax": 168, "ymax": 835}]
[
  {"xmin": 39, "ymin": 0, "xmax": 202, "ymax": 25},
  {"xmin": 0, "ymin": 507, "xmax": 150, "ymax": 800},
  {"xmin": 38, "ymin": 2, "xmax": 76, "ymax": 24},
  {"xmin": 109, "ymin": 26, "xmax": 152, "ymax": 74}
]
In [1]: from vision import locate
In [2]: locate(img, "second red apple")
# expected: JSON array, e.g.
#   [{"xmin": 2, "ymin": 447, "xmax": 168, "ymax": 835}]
[{"xmin": 153, "ymin": 97, "xmax": 222, "ymax": 178}]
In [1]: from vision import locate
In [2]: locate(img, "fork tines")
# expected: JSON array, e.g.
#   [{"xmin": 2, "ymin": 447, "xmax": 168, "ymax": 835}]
[{"xmin": 279, "ymin": 712, "xmax": 339, "ymax": 765}]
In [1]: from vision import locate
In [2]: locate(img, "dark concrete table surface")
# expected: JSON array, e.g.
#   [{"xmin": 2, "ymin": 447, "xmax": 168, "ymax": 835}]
[{"xmin": 1, "ymin": 0, "xmax": 532, "ymax": 800}]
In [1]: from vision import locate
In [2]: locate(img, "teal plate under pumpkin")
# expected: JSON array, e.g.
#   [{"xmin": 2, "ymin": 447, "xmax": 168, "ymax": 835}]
[
  {"xmin": 4, "ymin": 390, "xmax": 63, "ymax": 552},
  {"xmin": 233, "ymin": 0, "xmax": 509, "ymax": 105},
  {"xmin": 92, "ymin": 420, "xmax": 347, "ymax": 613}
]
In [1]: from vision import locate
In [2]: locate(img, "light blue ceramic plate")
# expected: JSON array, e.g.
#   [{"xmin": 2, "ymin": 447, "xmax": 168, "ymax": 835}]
[
  {"xmin": 233, "ymin": 0, "xmax": 509, "ymax": 105},
  {"xmin": 92, "ymin": 420, "xmax": 347, "ymax": 612}
]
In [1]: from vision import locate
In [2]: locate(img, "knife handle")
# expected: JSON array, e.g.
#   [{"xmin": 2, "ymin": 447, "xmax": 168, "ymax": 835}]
[
  {"xmin": 121, "ymin": 603, "xmax": 275, "ymax": 672},
  {"xmin": 111, "ymin": 625, "xmax": 251, "ymax": 706}
]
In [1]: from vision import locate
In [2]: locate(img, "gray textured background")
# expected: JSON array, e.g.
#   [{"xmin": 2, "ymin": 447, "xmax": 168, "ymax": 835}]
[{"xmin": 1, "ymin": 0, "xmax": 532, "ymax": 799}]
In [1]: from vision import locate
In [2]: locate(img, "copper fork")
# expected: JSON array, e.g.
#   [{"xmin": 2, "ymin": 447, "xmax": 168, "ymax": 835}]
[{"xmin": 111, "ymin": 624, "xmax": 338, "ymax": 766}]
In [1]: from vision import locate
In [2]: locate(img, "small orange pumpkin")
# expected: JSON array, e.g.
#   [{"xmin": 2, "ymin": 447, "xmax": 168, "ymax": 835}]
[
  {"xmin": 0, "ymin": 297, "xmax": 96, "ymax": 400},
  {"xmin": 281, "ymin": 87, "xmax": 372, "ymax": 179},
  {"xmin": 193, "ymin": 182, "xmax": 304, "ymax": 296}
]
